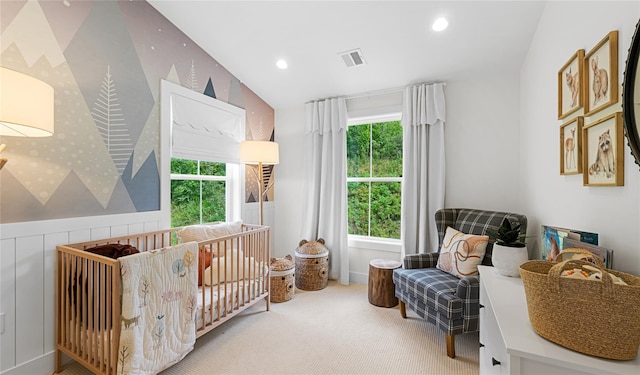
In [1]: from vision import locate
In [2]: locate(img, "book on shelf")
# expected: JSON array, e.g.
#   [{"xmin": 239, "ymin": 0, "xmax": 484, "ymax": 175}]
[{"xmin": 540, "ymin": 225, "xmax": 599, "ymax": 262}]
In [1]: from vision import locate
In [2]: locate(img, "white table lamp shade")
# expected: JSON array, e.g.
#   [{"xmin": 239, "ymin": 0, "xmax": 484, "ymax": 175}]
[{"xmin": 0, "ymin": 67, "xmax": 54, "ymax": 137}]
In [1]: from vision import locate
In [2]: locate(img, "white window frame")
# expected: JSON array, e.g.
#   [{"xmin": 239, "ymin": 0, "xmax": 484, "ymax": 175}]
[{"xmin": 346, "ymin": 112, "xmax": 402, "ymax": 250}]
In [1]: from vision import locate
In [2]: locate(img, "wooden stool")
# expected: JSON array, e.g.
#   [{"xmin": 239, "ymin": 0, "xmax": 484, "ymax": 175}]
[{"xmin": 368, "ymin": 259, "xmax": 402, "ymax": 307}]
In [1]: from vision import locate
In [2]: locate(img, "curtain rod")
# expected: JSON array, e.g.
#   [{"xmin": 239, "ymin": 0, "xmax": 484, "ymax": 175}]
[
  {"xmin": 306, "ymin": 81, "xmax": 446, "ymax": 104},
  {"xmin": 345, "ymin": 81, "xmax": 446, "ymax": 100}
]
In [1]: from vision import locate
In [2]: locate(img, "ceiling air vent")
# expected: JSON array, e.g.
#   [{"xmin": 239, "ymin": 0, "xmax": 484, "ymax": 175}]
[{"xmin": 339, "ymin": 48, "xmax": 366, "ymax": 67}]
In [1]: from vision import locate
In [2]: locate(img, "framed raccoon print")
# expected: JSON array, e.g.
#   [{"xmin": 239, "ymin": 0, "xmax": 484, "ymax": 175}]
[
  {"xmin": 558, "ymin": 49, "xmax": 584, "ymax": 119},
  {"xmin": 582, "ymin": 112, "xmax": 624, "ymax": 186},
  {"xmin": 560, "ymin": 116, "xmax": 583, "ymax": 175},
  {"xmin": 584, "ymin": 31, "xmax": 619, "ymax": 117}
]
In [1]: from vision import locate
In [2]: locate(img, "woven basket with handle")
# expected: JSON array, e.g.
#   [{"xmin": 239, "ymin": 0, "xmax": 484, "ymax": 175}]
[
  {"xmin": 519, "ymin": 259, "xmax": 640, "ymax": 360},
  {"xmin": 554, "ymin": 247, "xmax": 605, "ymax": 267}
]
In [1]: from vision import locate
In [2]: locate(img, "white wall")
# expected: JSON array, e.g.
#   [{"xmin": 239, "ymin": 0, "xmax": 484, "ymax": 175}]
[
  {"xmin": 273, "ymin": 106, "xmax": 306, "ymax": 259},
  {"xmin": 445, "ymin": 75, "xmax": 521, "ymax": 211},
  {"xmin": 274, "ymin": 74, "xmax": 523, "ymax": 283},
  {"xmin": 520, "ymin": 1, "xmax": 640, "ymax": 275}
]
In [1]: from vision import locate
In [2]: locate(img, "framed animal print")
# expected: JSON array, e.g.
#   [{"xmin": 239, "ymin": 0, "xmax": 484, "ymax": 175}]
[
  {"xmin": 584, "ymin": 31, "xmax": 618, "ymax": 117},
  {"xmin": 560, "ymin": 116, "xmax": 583, "ymax": 175},
  {"xmin": 558, "ymin": 49, "xmax": 584, "ymax": 119},
  {"xmin": 582, "ymin": 112, "xmax": 624, "ymax": 186}
]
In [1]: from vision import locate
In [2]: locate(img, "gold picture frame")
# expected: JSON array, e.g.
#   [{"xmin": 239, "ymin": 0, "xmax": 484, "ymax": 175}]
[
  {"xmin": 560, "ymin": 116, "xmax": 583, "ymax": 175},
  {"xmin": 582, "ymin": 112, "xmax": 624, "ymax": 186},
  {"xmin": 584, "ymin": 31, "xmax": 618, "ymax": 117},
  {"xmin": 558, "ymin": 49, "xmax": 584, "ymax": 119}
]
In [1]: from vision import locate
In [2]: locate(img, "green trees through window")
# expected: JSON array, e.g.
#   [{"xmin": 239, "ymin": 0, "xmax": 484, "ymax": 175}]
[
  {"xmin": 170, "ymin": 158, "xmax": 227, "ymax": 227},
  {"xmin": 347, "ymin": 120, "xmax": 402, "ymax": 239}
]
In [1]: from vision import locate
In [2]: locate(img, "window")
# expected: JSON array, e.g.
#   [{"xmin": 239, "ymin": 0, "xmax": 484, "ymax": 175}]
[
  {"xmin": 347, "ymin": 116, "xmax": 402, "ymax": 239},
  {"xmin": 170, "ymin": 158, "xmax": 229, "ymax": 227}
]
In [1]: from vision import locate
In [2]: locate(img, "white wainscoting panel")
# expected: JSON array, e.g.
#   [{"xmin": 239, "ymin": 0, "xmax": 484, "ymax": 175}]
[
  {"xmin": 15, "ymin": 235, "xmax": 44, "ymax": 365},
  {"xmin": 44, "ymin": 232, "xmax": 69, "ymax": 354},
  {"xmin": 1, "ymin": 238, "xmax": 16, "ymax": 372}
]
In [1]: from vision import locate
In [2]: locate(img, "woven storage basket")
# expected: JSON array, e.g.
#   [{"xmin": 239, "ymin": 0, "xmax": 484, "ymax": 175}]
[
  {"xmin": 270, "ymin": 255, "xmax": 295, "ymax": 303},
  {"xmin": 519, "ymin": 259, "xmax": 640, "ymax": 360},
  {"xmin": 295, "ymin": 239, "xmax": 329, "ymax": 291}
]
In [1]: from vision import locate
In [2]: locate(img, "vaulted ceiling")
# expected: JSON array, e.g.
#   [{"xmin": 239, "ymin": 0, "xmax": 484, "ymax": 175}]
[{"xmin": 148, "ymin": 1, "xmax": 546, "ymax": 110}]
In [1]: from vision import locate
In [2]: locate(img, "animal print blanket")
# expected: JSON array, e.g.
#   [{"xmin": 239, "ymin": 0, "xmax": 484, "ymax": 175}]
[{"xmin": 118, "ymin": 241, "xmax": 198, "ymax": 375}]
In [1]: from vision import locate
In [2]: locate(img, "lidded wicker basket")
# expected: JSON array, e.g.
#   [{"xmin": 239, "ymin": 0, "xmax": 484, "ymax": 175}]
[
  {"xmin": 519, "ymin": 259, "xmax": 640, "ymax": 360},
  {"xmin": 295, "ymin": 239, "xmax": 329, "ymax": 291},
  {"xmin": 270, "ymin": 255, "xmax": 295, "ymax": 303}
]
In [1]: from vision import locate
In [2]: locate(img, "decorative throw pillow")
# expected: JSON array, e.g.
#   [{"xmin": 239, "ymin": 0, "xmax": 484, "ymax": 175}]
[
  {"xmin": 202, "ymin": 251, "xmax": 264, "ymax": 286},
  {"xmin": 436, "ymin": 227, "xmax": 489, "ymax": 278},
  {"xmin": 177, "ymin": 220, "xmax": 243, "ymax": 243},
  {"xmin": 197, "ymin": 251, "xmax": 213, "ymax": 286}
]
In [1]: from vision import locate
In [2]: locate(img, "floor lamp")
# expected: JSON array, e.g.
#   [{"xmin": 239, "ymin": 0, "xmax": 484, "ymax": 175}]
[
  {"xmin": 239, "ymin": 140, "xmax": 279, "ymax": 225},
  {"xmin": 0, "ymin": 67, "xmax": 55, "ymax": 170}
]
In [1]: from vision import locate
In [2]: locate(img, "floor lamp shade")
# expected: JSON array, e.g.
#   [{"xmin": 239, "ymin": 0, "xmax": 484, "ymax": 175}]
[
  {"xmin": 239, "ymin": 141, "xmax": 279, "ymax": 165},
  {"xmin": 0, "ymin": 67, "xmax": 54, "ymax": 137}
]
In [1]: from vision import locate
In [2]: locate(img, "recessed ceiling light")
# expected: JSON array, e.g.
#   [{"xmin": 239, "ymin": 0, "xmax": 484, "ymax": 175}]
[
  {"xmin": 276, "ymin": 59, "xmax": 288, "ymax": 69},
  {"xmin": 432, "ymin": 17, "xmax": 448, "ymax": 32}
]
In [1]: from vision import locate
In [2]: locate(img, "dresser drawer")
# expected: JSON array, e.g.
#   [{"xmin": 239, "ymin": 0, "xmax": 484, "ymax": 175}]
[{"xmin": 479, "ymin": 278, "xmax": 510, "ymax": 375}]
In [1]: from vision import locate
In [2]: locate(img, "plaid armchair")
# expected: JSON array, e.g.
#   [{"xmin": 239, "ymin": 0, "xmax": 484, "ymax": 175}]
[{"xmin": 392, "ymin": 208, "xmax": 527, "ymax": 358}]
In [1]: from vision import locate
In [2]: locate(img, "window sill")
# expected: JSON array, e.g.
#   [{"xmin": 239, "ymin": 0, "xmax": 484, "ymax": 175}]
[{"xmin": 348, "ymin": 235, "xmax": 401, "ymax": 253}]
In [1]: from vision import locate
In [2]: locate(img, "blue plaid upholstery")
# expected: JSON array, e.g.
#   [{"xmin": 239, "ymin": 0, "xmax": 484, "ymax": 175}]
[
  {"xmin": 435, "ymin": 208, "xmax": 527, "ymax": 266},
  {"xmin": 393, "ymin": 208, "xmax": 527, "ymax": 354}
]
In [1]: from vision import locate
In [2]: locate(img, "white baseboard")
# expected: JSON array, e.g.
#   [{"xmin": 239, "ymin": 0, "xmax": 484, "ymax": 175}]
[
  {"xmin": 349, "ymin": 271, "xmax": 368, "ymax": 285},
  {"xmin": 1, "ymin": 351, "xmax": 55, "ymax": 375}
]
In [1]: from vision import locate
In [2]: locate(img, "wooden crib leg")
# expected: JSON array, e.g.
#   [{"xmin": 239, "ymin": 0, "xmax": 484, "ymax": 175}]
[{"xmin": 54, "ymin": 349, "xmax": 61, "ymax": 374}]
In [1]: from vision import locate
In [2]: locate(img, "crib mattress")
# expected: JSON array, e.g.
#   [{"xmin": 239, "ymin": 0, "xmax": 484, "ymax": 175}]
[{"xmin": 195, "ymin": 279, "xmax": 266, "ymax": 330}]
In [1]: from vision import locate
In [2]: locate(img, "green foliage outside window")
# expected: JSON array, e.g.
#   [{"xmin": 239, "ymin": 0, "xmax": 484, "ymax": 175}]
[
  {"xmin": 372, "ymin": 122, "xmax": 402, "ymax": 177},
  {"xmin": 346, "ymin": 120, "xmax": 402, "ymax": 239},
  {"xmin": 170, "ymin": 158, "xmax": 226, "ymax": 228}
]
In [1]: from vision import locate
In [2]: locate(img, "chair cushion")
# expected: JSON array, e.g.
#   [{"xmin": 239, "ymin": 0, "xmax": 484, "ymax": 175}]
[
  {"xmin": 393, "ymin": 268, "xmax": 462, "ymax": 320},
  {"xmin": 436, "ymin": 227, "xmax": 488, "ymax": 278}
]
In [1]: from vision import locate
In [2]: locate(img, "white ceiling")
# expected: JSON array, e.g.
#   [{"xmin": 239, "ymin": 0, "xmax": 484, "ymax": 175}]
[{"xmin": 148, "ymin": 1, "xmax": 547, "ymax": 110}]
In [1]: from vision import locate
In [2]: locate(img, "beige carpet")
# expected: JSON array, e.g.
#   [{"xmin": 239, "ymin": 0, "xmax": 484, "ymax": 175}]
[{"xmin": 58, "ymin": 282, "xmax": 479, "ymax": 375}]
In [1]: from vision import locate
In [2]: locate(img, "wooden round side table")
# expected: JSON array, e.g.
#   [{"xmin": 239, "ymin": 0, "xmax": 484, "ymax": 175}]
[{"xmin": 368, "ymin": 258, "xmax": 402, "ymax": 307}]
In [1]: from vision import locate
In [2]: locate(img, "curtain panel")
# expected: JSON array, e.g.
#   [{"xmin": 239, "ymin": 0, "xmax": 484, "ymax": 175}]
[
  {"xmin": 401, "ymin": 83, "xmax": 446, "ymax": 257},
  {"xmin": 301, "ymin": 97, "xmax": 349, "ymax": 285}
]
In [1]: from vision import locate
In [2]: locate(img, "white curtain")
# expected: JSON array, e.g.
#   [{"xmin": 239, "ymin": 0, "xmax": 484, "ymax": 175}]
[
  {"xmin": 401, "ymin": 83, "xmax": 446, "ymax": 257},
  {"xmin": 301, "ymin": 97, "xmax": 349, "ymax": 285}
]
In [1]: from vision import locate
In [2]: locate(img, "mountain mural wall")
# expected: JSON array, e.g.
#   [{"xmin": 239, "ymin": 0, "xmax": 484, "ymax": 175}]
[{"xmin": 0, "ymin": 0, "xmax": 275, "ymax": 223}]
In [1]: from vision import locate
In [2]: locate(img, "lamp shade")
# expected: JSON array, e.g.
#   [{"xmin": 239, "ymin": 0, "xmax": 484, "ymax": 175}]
[
  {"xmin": 0, "ymin": 67, "xmax": 54, "ymax": 137},
  {"xmin": 239, "ymin": 141, "xmax": 279, "ymax": 165}
]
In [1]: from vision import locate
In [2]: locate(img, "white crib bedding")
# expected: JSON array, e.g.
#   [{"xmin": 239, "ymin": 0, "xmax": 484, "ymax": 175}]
[{"xmin": 195, "ymin": 279, "xmax": 265, "ymax": 330}]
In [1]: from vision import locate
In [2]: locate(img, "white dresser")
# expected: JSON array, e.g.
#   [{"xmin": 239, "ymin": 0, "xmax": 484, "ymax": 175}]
[{"xmin": 478, "ymin": 265, "xmax": 640, "ymax": 375}]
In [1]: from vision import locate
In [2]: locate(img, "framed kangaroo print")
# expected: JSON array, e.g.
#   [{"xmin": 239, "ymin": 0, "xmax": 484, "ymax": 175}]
[
  {"xmin": 560, "ymin": 116, "xmax": 583, "ymax": 175},
  {"xmin": 558, "ymin": 49, "xmax": 584, "ymax": 119},
  {"xmin": 582, "ymin": 112, "xmax": 624, "ymax": 186},
  {"xmin": 584, "ymin": 31, "xmax": 618, "ymax": 117}
]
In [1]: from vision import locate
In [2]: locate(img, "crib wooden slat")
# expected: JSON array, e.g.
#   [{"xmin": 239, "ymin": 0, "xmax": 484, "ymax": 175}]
[{"xmin": 112, "ymin": 260, "xmax": 121, "ymax": 375}]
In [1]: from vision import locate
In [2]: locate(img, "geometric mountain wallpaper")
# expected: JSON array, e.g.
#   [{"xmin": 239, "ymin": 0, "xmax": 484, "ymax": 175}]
[{"xmin": 0, "ymin": 0, "xmax": 275, "ymax": 223}]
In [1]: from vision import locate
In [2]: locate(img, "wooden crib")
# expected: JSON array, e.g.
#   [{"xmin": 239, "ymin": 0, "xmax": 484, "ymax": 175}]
[{"xmin": 55, "ymin": 223, "xmax": 270, "ymax": 375}]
